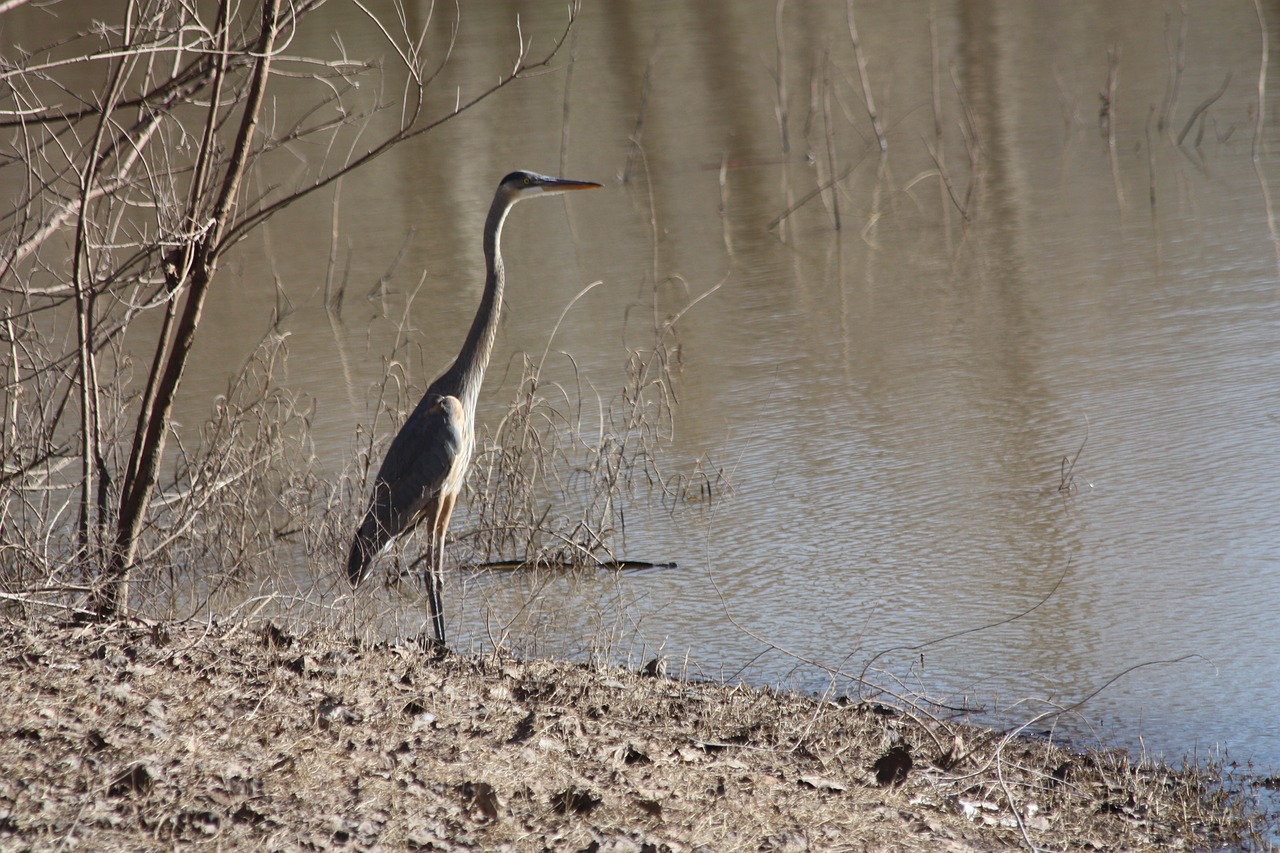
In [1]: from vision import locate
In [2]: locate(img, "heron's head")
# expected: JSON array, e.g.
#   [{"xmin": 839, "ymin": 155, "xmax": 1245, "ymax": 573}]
[{"xmin": 498, "ymin": 170, "xmax": 601, "ymax": 205}]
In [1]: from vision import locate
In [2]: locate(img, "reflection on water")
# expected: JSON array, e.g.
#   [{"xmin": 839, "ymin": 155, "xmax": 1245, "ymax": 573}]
[{"xmin": 43, "ymin": 2, "xmax": 1280, "ymax": 772}]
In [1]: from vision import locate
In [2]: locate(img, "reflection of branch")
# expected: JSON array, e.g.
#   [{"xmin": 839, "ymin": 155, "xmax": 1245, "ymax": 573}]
[
  {"xmin": 1250, "ymin": 0, "xmax": 1280, "ymax": 278},
  {"xmin": 1252, "ymin": 0, "xmax": 1268, "ymax": 161},
  {"xmin": 845, "ymin": 0, "xmax": 886, "ymax": 152},
  {"xmin": 922, "ymin": 136, "xmax": 968, "ymax": 221},
  {"xmin": 622, "ymin": 34, "xmax": 659, "ymax": 184},
  {"xmin": 1104, "ymin": 46, "xmax": 1124, "ymax": 211},
  {"xmin": 821, "ymin": 48, "xmax": 841, "ymax": 230},
  {"xmin": 1158, "ymin": 3, "xmax": 1188, "ymax": 133},
  {"xmin": 772, "ymin": 0, "xmax": 790, "ymax": 154}
]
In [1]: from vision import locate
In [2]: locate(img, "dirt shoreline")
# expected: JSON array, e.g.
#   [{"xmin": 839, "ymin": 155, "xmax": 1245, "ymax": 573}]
[{"xmin": 0, "ymin": 617, "xmax": 1263, "ymax": 851}]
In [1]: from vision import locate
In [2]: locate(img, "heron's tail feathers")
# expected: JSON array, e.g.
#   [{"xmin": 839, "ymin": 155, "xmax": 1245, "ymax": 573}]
[
  {"xmin": 347, "ymin": 536, "xmax": 370, "ymax": 587},
  {"xmin": 347, "ymin": 516, "xmax": 383, "ymax": 587}
]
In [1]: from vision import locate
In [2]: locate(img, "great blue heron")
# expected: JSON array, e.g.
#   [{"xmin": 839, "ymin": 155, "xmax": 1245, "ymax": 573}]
[{"xmin": 347, "ymin": 170, "xmax": 601, "ymax": 644}]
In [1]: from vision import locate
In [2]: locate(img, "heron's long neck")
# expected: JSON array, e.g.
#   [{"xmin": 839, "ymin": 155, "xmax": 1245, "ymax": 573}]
[{"xmin": 439, "ymin": 192, "xmax": 512, "ymax": 416}]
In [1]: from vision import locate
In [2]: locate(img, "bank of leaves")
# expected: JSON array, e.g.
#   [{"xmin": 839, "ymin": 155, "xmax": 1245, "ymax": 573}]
[{"xmin": 0, "ymin": 617, "xmax": 1268, "ymax": 851}]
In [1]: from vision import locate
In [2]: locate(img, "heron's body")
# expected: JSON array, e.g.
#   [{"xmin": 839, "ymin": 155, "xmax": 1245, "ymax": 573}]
[{"xmin": 347, "ymin": 171, "xmax": 600, "ymax": 644}]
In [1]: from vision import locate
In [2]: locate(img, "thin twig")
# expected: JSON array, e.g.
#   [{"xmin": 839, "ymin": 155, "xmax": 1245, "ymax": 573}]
[{"xmin": 1058, "ymin": 412, "xmax": 1089, "ymax": 493}]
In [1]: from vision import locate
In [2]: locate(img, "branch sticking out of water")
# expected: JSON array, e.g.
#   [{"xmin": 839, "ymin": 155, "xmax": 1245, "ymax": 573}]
[
  {"xmin": 1058, "ymin": 413, "xmax": 1089, "ymax": 494},
  {"xmin": 1176, "ymin": 71, "xmax": 1232, "ymax": 147}
]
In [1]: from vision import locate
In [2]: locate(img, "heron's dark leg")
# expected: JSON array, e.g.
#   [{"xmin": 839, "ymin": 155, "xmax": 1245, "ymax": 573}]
[
  {"xmin": 424, "ymin": 492, "xmax": 456, "ymax": 645},
  {"xmin": 423, "ymin": 533, "xmax": 445, "ymax": 645},
  {"xmin": 412, "ymin": 495, "xmax": 445, "ymax": 645}
]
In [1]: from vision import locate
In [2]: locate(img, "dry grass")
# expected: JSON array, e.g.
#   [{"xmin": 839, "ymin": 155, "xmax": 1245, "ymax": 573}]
[{"xmin": 0, "ymin": 617, "xmax": 1267, "ymax": 851}]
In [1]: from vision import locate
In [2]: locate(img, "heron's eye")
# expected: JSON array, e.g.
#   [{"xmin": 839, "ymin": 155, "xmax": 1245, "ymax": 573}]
[{"xmin": 522, "ymin": 176, "xmax": 532, "ymax": 186}]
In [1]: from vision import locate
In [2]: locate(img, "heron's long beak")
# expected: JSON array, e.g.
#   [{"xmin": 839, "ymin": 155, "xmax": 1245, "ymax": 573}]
[{"xmin": 540, "ymin": 177, "xmax": 602, "ymax": 192}]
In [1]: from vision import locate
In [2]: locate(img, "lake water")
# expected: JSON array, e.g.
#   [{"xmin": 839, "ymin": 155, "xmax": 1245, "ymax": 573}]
[{"xmin": 22, "ymin": 2, "xmax": 1280, "ymax": 781}]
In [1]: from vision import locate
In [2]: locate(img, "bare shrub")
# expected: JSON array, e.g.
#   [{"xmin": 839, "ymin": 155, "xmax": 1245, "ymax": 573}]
[
  {"xmin": 133, "ymin": 332, "xmax": 320, "ymax": 619},
  {"xmin": 0, "ymin": 0, "xmax": 579, "ymax": 618}
]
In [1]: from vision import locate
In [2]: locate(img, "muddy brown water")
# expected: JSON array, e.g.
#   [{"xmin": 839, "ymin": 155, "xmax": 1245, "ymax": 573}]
[{"xmin": 11, "ymin": 2, "xmax": 1280, "ymax": 781}]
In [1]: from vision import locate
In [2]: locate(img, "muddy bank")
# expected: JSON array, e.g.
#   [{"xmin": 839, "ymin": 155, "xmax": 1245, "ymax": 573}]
[{"xmin": 0, "ymin": 617, "xmax": 1260, "ymax": 850}]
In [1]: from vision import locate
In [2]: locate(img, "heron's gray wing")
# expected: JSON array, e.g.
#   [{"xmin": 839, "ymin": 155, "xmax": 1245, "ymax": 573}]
[{"xmin": 348, "ymin": 395, "xmax": 465, "ymax": 584}]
